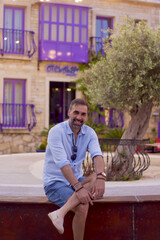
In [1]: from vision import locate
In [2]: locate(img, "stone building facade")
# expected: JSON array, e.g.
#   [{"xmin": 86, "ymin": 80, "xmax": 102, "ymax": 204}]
[{"xmin": 0, "ymin": 0, "xmax": 160, "ymax": 154}]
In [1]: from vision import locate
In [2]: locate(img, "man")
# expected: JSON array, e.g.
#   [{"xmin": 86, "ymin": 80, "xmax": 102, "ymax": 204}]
[{"xmin": 43, "ymin": 98, "xmax": 106, "ymax": 240}]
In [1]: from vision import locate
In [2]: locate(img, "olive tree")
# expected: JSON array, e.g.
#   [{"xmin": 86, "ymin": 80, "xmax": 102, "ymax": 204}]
[{"xmin": 81, "ymin": 17, "xmax": 160, "ymax": 179}]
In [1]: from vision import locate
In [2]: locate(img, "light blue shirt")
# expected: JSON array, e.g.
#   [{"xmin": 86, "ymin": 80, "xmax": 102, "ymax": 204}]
[{"xmin": 43, "ymin": 120, "xmax": 103, "ymax": 187}]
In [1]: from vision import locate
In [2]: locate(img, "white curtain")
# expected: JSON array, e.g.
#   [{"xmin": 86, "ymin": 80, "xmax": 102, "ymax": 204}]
[
  {"xmin": 4, "ymin": 9, "xmax": 12, "ymax": 51},
  {"xmin": 15, "ymin": 82, "xmax": 23, "ymax": 104},
  {"xmin": 14, "ymin": 9, "xmax": 23, "ymax": 52},
  {"xmin": 15, "ymin": 81, "xmax": 23, "ymax": 124},
  {"xmin": 5, "ymin": 9, "xmax": 12, "ymax": 28},
  {"xmin": 5, "ymin": 82, "xmax": 13, "ymax": 103},
  {"xmin": 4, "ymin": 81, "xmax": 13, "ymax": 124},
  {"xmin": 14, "ymin": 9, "xmax": 22, "ymax": 30}
]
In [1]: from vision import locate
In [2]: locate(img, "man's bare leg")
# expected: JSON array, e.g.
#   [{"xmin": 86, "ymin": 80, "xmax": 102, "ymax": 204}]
[
  {"xmin": 71, "ymin": 173, "xmax": 96, "ymax": 240},
  {"xmin": 48, "ymin": 173, "xmax": 96, "ymax": 236},
  {"xmin": 72, "ymin": 203, "xmax": 89, "ymax": 240}
]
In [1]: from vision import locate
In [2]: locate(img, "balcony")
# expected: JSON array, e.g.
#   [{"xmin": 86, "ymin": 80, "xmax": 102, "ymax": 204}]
[
  {"xmin": 89, "ymin": 36, "xmax": 104, "ymax": 57},
  {"xmin": 0, "ymin": 28, "xmax": 36, "ymax": 57},
  {"xmin": 0, "ymin": 103, "xmax": 37, "ymax": 131}
]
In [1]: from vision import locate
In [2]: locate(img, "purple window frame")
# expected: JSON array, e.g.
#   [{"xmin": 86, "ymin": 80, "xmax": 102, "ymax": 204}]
[
  {"xmin": 3, "ymin": 6, "xmax": 25, "ymax": 55},
  {"xmin": 3, "ymin": 79, "xmax": 26, "ymax": 128},
  {"xmin": 39, "ymin": 3, "xmax": 89, "ymax": 62}
]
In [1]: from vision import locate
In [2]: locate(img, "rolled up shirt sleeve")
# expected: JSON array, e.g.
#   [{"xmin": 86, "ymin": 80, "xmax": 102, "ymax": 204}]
[
  {"xmin": 47, "ymin": 127, "xmax": 70, "ymax": 169},
  {"xmin": 87, "ymin": 129, "xmax": 103, "ymax": 159}
]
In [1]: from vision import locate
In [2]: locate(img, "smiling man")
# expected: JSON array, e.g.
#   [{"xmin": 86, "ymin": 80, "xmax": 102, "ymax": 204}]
[{"xmin": 43, "ymin": 98, "xmax": 105, "ymax": 240}]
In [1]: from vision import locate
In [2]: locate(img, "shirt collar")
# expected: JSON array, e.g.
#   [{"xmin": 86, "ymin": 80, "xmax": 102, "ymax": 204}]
[{"xmin": 66, "ymin": 120, "xmax": 86, "ymax": 135}]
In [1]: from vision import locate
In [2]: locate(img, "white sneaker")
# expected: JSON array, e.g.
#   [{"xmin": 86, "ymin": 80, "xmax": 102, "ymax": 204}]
[{"xmin": 48, "ymin": 211, "xmax": 64, "ymax": 234}]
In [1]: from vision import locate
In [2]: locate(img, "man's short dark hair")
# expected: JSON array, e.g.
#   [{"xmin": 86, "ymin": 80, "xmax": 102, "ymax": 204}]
[{"xmin": 69, "ymin": 98, "xmax": 89, "ymax": 111}]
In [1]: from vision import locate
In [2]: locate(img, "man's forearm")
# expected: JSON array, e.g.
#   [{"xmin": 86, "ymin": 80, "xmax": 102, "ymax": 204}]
[
  {"xmin": 93, "ymin": 155, "xmax": 105, "ymax": 174},
  {"xmin": 61, "ymin": 164, "xmax": 79, "ymax": 187}
]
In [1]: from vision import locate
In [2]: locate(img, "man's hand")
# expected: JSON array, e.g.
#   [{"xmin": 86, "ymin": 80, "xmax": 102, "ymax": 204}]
[
  {"xmin": 91, "ymin": 178, "xmax": 105, "ymax": 200},
  {"xmin": 76, "ymin": 187, "xmax": 93, "ymax": 205}
]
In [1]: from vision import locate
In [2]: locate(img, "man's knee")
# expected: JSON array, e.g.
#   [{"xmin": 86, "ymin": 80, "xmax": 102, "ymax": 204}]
[{"xmin": 75, "ymin": 203, "xmax": 89, "ymax": 217}]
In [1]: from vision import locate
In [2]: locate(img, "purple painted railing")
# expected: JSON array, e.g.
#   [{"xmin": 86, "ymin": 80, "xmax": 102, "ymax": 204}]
[
  {"xmin": 0, "ymin": 103, "xmax": 37, "ymax": 131},
  {"xmin": 108, "ymin": 108, "xmax": 124, "ymax": 129},
  {"xmin": 89, "ymin": 36, "xmax": 104, "ymax": 55},
  {"xmin": 89, "ymin": 107, "xmax": 124, "ymax": 129},
  {"xmin": 0, "ymin": 28, "xmax": 36, "ymax": 57}
]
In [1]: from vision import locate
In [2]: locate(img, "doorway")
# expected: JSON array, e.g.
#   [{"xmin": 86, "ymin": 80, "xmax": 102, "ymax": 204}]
[{"xmin": 49, "ymin": 82, "xmax": 75, "ymax": 125}]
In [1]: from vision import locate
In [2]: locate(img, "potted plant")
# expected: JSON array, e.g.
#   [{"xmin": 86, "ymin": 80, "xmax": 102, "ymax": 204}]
[{"xmin": 36, "ymin": 124, "xmax": 55, "ymax": 152}]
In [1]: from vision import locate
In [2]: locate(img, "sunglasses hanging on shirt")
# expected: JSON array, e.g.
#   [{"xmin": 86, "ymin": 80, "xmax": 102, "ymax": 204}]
[{"xmin": 71, "ymin": 135, "xmax": 78, "ymax": 161}]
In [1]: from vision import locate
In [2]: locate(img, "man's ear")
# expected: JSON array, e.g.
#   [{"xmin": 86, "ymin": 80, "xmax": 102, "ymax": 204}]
[{"xmin": 68, "ymin": 109, "xmax": 70, "ymax": 117}]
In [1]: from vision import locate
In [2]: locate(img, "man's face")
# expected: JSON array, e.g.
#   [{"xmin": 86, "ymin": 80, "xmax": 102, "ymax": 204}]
[{"xmin": 68, "ymin": 104, "xmax": 88, "ymax": 131}]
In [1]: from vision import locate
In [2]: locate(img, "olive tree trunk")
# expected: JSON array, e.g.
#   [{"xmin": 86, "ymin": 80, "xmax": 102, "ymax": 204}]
[{"xmin": 107, "ymin": 100, "xmax": 153, "ymax": 180}]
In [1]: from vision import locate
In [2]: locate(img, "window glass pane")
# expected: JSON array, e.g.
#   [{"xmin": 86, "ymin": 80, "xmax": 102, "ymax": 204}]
[
  {"xmin": 96, "ymin": 19, "xmax": 101, "ymax": 37},
  {"xmin": 102, "ymin": 19, "xmax": 109, "ymax": 30},
  {"xmin": 67, "ymin": 8, "xmax": 72, "ymax": 24},
  {"xmin": 51, "ymin": 24, "xmax": 57, "ymax": 41},
  {"xmin": 67, "ymin": 26, "xmax": 72, "ymax": 42},
  {"xmin": 5, "ymin": 82, "xmax": 13, "ymax": 103},
  {"xmin": 74, "ymin": 9, "xmax": 79, "ymax": 24},
  {"xmin": 59, "ymin": 25, "xmax": 64, "ymax": 41},
  {"xmin": 81, "ymin": 10, "xmax": 87, "ymax": 25},
  {"xmin": 5, "ymin": 8, "xmax": 13, "ymax": 28},
  {"xmin": 15, "ymin": 82, "xmax": 23, "ymax": 103},
  {"xmin": 15, "ymin": 81, "xmax": 24, "ymax": 125},
  {"xmin": 59, "ymin": 7, "xmax": 65, "ymax": 23},
  {"xmin": 52, "ymin": 6, "xmax": 57, "ymax": 22},
  {"xmin": 74, "ymin": 27, "xmax": 79, "ymax": 43},
  {"xmin": 44, "ymin": 5, "xmax": 50, "ymax": 21},
  {"xmin": 81, "ymin": 27, "xmax": 86, "ymax": 43},
  {"xmin": 44, "ymin": 23, "xmax": 49, "ymax": 40},
  {"xmin": 14, "ymin": 9, "xmax": 23, "ymax": 30},
  {"xmin": 102, "ymin": 19, "xmax": 109, "ymax": 38}
]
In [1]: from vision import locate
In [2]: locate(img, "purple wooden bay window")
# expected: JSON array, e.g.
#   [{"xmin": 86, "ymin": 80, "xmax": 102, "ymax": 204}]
[
  {"xmin": 39, "ymin": 3, "xmax": 89, "ymax": 62},
  {"xmin": 0, "ymin": 79, "xmax": 37, "ymax": 131}
]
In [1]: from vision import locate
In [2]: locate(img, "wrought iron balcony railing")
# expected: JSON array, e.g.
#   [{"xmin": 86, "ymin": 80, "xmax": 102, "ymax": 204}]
[
  {"xmin": 89, "ymin": 36, "xmax": 104, "ymax": 56},
  {"xmin": 0, "ymin": 103, "xmax": 37, "ymax": 131},
  {"xmin": 0, "ymin": 28, "xmax": 36, "ymax": 57}
]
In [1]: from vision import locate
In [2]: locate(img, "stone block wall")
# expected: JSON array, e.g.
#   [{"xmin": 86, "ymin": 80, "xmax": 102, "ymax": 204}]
[{"xmin": 0, "ymin": 131, "xmax": 41, "ymax": 155}]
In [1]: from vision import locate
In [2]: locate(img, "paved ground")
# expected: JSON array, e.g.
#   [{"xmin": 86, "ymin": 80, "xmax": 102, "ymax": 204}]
[{"xmin": 0, "ymin": 152, "xmax": 160, "ymax": 197}]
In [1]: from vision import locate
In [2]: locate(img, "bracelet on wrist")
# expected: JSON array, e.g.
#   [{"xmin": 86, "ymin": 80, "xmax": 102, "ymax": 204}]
[
  {"xmin": 75, "ymin": 186, "xmax": 84, "ymax": 192},
  {"xmin": 97, "ymin": 172, "xmax": 106, "ymax": 178},
  {"xmin": 73, "ymin": 182, "xmax": 80, "ymax": 189},
  {"xmin": 96, "ymin": 177, "xmax": 106, "ymax": 181}
]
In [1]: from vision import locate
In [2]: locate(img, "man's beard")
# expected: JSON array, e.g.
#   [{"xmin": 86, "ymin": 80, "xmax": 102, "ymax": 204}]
[{"xmin": 70, "ymin": 118, "xmax": 83, "ymax": 130}]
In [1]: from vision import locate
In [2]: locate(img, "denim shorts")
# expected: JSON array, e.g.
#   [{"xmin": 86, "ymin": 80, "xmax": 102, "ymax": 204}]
[{"xmin": 44, "ymin": 177, "xmax": 85, "ymax": 207}]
